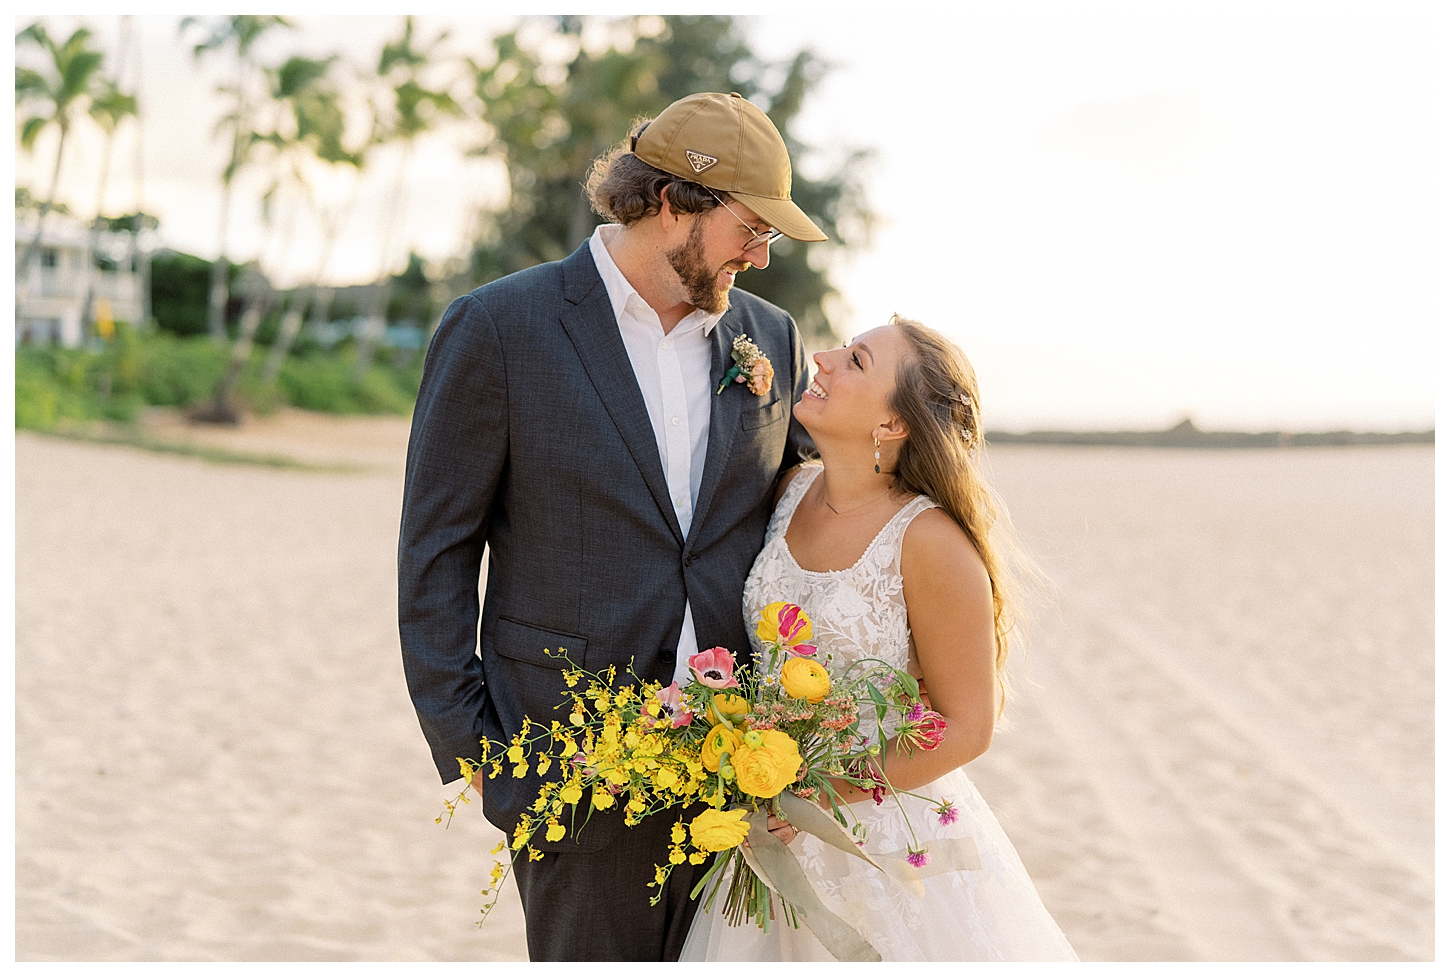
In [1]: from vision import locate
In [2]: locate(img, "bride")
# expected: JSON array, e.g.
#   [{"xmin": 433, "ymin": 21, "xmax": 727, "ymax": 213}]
[{"xmin": 679, "ymin": 316, "xmax": 1078, "ymax": 961}]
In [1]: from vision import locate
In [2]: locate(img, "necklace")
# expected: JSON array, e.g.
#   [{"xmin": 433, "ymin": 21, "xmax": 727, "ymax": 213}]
[{"xmin": 822, "ymin": 487, "xmax": 891, "ymax": 516}]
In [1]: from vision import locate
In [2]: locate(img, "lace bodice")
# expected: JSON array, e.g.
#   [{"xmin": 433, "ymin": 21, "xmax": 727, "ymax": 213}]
[
  {"xmin": 690, "ymin": 464, "xmax": 1078, "ymax": 961},
  {"xmin": 742, "ymin": 464, "xmax": 938, "ymax": 683}
]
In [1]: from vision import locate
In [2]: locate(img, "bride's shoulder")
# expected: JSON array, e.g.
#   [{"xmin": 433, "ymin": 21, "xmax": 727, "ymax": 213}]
[
  {"xmin": 772, "ymin": 462, "xmax": 821, "ymax": 508},
  {"xmin": 900, "ymin": 506, "xmax": 991, "ymax": 594}
]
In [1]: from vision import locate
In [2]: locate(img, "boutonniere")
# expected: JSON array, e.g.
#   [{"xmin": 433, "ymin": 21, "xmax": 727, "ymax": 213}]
[{"xmin": 716, "ymin": 334, "xmax": 775, "ymax": 396}]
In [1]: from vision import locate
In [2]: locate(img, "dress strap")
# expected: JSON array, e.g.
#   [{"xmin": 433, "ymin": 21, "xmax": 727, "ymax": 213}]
[
  {"xmin": 779, "ymin": 463, "xmax": 823, "ymax": 522},
  {"xmin": 876, "ymin": 493, "xmax": 941, "ymax": 558}
]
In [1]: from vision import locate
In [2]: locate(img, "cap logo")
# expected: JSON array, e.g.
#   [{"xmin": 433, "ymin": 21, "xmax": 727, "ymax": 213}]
[{"xmin": 685, "ymin": 150, "xmax": 718, "ymax": 174}]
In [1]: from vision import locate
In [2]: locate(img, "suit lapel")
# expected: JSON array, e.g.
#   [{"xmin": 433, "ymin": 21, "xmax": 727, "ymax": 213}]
[
  {"xmin": 558, "ymin": 245, "xmax": 684, "ymax": 546},
  {"xmin": 688, "ymin": 313, "xmax": 745, "ymax": 546}
]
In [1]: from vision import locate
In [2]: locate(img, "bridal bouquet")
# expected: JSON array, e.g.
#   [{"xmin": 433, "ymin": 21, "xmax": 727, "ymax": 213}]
[{"xmin": 441, "ymin": 602, "xmax": 951, "ymax": 960}]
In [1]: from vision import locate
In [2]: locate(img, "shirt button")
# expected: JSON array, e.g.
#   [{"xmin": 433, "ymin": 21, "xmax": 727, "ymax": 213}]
[{"xmin": 671, "ymin": 417, "xmax": 680, "ymax": 426}]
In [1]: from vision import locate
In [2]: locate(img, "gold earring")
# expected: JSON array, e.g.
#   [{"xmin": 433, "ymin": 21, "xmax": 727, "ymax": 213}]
[{"xmin": 873, "ymin": 436, "xmax": 881, "ymax": 474}]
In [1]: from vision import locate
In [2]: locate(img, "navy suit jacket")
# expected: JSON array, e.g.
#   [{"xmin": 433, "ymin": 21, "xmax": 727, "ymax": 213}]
[{"xmin": 398, "ymin": 240, "xmax": 812, "ymax": 851}]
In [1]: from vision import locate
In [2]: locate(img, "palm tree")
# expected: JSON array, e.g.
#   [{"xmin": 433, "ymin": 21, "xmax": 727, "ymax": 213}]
[
  {"xmin": 80, "ymin": 75, "xmax": 138, "ymax": 339},
  {"xmin": 15, "ymin": 23, "xmax": 106, "ymax": 311},
  {"xmin": 206, "ymin": 54, "xmax": 365, "ymax": 414},
  {"xmin": 179, "ymin": 15, "xmax": 293, "ymax": 343},
  {"xmin": 351, "ymin": 16, "xmax": 459, "ymax": 381}
]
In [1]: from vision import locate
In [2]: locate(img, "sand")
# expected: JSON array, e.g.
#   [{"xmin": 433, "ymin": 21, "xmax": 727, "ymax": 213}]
[{"xmin": 13, "ymin": 412, "xmax": 1435, "ymax": 961}]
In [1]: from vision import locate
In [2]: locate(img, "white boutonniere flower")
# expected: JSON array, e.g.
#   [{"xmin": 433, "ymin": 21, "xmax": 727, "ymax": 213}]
[{"xmin": 716, "ymin": 334, "xmax": 775, "ymax": 396}]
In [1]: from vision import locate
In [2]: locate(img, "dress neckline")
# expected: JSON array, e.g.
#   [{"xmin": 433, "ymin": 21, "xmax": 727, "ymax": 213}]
[{"xmin": 780, "ymin": 466, "xmax": 928, "ymax": 577}]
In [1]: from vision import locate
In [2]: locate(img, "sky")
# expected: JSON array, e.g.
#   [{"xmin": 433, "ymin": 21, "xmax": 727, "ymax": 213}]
[{"xmin": 12, "ymin": 6, "xmax": 1445, "ymax": 431}]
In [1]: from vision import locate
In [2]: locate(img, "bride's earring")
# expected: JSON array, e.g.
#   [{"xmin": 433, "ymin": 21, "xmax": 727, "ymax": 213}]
[{"xmin": 873, "ymin": 436, "xmax": 881, "ymax": 474}]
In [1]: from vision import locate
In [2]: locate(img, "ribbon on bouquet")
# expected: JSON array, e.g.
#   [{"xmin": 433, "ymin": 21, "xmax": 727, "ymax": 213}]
[{"xmin": 736, "ymin": 792, "xmax": 927, "ymax": 962}]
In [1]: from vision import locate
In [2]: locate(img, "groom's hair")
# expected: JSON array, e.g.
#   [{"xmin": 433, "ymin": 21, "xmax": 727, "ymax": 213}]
[{"xmin": 586, "ymin": 117, "xmax": 723, "ymax": 226}]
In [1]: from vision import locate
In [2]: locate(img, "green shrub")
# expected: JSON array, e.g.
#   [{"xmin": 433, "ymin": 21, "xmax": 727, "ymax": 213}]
[
  {"xmin": 275, "ymin": 356, "xmax": 415, "ymax": 415},
  {"xmin": 135, "ymin": 334, "xmax": 230, "ymax": 406},
  {"xmin": 16, "ymin": 328, "xmax": 420, "ymax": 428}
]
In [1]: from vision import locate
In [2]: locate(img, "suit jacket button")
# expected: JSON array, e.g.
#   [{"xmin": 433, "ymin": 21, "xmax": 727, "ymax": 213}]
[
  {"xmin": 658, "ymin": 647, "xmax": 674, "ymax": 662},
  {"xmin": 684, "ymin": 554, "xmax": 694, "ymax": 566}
]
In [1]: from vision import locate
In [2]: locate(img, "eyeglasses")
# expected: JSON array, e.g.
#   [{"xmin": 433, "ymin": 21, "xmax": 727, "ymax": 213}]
[{"xmin": 706, "ymin": 189, "xmax": 783, "ymax": 251}]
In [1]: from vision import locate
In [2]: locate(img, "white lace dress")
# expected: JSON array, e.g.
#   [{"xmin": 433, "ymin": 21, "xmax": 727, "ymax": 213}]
[{"xmin": 679, "ymin": 465, "xmax": 1079, "ymax": 961}]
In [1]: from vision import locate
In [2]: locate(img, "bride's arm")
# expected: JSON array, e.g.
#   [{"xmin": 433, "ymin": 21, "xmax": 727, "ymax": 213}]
[{"xmin": 824, "ymin": 508, "xmax": 998, "ymax": 803}]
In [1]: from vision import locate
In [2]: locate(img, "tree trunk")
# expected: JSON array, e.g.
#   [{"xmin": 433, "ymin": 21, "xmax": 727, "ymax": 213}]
[
  {"xmin": 206, "ymin": 183, "xmax": 234, "ymax": 343},
  {"xmin": 135, "ymin": 226, "xmax": 153, "ymax": 329},
  {"xmin": 260, "ymin": 288, "xmax": 308, "ymax": 384},
  {"xmin": 81, "ymin": 130, "xmax": 116, "ymax": 340},
  {"xmin": 260, "ymin": 190, "xmax": 353, "ymax": 388},
  {"xmin": 351, "ymin": 280, "xmax": 391, "ymax": 383},
  {"xmin": 350, "ymin": 141, "xmax": 412, "ymax": 382},
  {"xmin": 17, "ymin": 122, "xmax": 71, "ymax": 316},
  {"xmin": 196, "ymin": 284, "xmax": 267, "ymax": 424},
  {"xmin": 207, "ymin": 61, "xmax": 250, "ymax": 344}
]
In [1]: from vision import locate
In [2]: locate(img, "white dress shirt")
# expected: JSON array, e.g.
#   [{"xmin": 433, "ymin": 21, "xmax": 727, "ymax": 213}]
[{"xmin": 589, "ymin": 224, "xmax": 725, "ymax": 687}]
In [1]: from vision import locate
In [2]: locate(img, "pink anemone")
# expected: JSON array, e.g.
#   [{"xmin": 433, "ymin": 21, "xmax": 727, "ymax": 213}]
[
  {"xmin": 687, "ymin": 647, "xmax": 741, "ymax": 689},
  {"xmin": 655, "ymin": 682, "xmax": 693, "ymax": 728}
]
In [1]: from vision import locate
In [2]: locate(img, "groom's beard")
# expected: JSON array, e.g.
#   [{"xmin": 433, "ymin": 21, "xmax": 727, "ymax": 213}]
[{"xmin": 666, "ymin": 218, "xmax": 745, "ymax": 315}]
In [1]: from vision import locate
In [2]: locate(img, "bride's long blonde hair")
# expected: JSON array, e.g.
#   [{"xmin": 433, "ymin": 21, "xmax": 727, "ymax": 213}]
[{"xmin": 885, "ymin": 315, "xmax": 1028, "ymax": 717}]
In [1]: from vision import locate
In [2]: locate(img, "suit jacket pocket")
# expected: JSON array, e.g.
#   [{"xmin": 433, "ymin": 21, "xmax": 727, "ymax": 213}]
[
  {"xmin": 741, "ymin": 396, "xmax": 784, "ymax": 430},
  {"xmin": 492, "ymin": 616, "xmax": 588, "ymax": 670}
]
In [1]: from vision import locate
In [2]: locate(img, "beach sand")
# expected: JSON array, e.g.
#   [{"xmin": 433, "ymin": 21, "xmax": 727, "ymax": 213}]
[{"xmin": 14, "ymin": 412, "xmax": 1434, "ymax": 961}]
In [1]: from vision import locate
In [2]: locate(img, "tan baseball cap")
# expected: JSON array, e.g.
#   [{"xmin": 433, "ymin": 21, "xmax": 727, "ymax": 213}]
[{"xmin": 633, "ymin": 92, "xmax": 828, "ymax": 243}]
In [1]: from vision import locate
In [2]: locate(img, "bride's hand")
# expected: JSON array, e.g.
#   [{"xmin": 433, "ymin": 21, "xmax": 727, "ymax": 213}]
[
  {"xmin": 743, "ymin": 815, "xmax": 799, "ymax": 847},
  {"xmin": 767, "ymin": 815, "xmax": 798, "ymax": 845}
]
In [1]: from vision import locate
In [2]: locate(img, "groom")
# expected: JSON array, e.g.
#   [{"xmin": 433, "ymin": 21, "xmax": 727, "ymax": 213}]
[{"xmin": 398, "ymin": 92, "xmax": 823, "ymax": 960}]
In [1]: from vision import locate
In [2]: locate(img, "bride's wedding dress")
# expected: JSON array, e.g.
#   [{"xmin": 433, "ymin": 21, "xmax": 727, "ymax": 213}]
[{"xmin": 679, "ymin": 465, "xmax": 1079, "ymax": 961}]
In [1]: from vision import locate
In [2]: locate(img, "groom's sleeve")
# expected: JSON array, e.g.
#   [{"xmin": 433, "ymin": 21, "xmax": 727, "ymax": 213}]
[
  {"xmin": 780, "ymin": 313, "xmax": 815, "ymax": 476},
  {"xmin": 398, "ymin": 293, "xmax": 506, "ymax": 785}
]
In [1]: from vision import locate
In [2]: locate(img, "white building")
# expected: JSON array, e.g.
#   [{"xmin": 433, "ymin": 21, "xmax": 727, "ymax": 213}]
[{"xmin": 15, "ymin": 214, "xmax": 148, "ymax": 347}]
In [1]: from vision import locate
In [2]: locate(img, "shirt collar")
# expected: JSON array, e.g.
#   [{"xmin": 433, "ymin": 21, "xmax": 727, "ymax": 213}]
[{"xmin": 589, "ymin": 224, "xmax": 725, "ymax": 337}]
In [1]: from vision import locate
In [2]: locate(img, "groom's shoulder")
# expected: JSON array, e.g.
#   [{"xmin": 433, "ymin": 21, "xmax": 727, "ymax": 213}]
[
  {"xmin": 730, "ymin": 287, "xmax": 794, "ymax": 330},
  {"xmin": 462, "ymin": 256, "xmax": 573, "ymax": 314}
]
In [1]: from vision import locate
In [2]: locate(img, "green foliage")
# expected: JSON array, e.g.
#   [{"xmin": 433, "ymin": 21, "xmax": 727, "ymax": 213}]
[
  {"xmin": 275, "ymin": 356, "xmax": 420, "ymax": 415},
  {"xmin": 150, "ymin": 249, "xmax": 243, "ymax": 337},
  {"xmin": 15, "ymin": 22, "xmax": 107, "ymax": 148},
  {"xmin": 467, "ymin": 15, "xmax": 875, "ymax": 348},
  {"xmin": 15, "ymin": 327, "xmax": 420, "ymax": 431}
]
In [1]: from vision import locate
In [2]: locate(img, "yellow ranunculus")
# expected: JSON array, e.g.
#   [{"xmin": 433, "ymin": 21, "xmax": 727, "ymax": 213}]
[
  {"xmin": 706, "ymin": 693, "xmax": 751, "ymax": 727},
  {"xmin": 700, "ymin": 723, "xmax": 743, "ymax": 773},
  {"xmin": 730, "ymin": 729, "xmax": 803, "ymax": 798},
  {"xmin": 780, "ymin": 657, "xmax": 831, "ymax": 702},
  {"xmin": 689, "ymin": 808, "xmax": 752, "ymax": 852}
]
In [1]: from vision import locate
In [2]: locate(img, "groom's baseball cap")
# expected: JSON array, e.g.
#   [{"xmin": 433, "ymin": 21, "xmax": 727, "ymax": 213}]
[{"xmin": 632, "ymin": 92, "xmax": 828, "ymax": 243}]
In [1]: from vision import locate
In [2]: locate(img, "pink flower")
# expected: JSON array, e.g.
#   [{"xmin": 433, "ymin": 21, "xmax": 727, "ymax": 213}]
[
  {"xmin": 916, "ymin": 710, "xmax": 948, "ymax": 750},
  {"xmin": 934, "ymin": 800, "xmax": 960, "ymax": 826},
  {"xmin": 655, "ymin": 682, "xmax": 693, "ymax": 728},
  {"xmin": 787, "ymin": 643, "xmax": 817, "ymax": 658},
  {"xmin": 904, "ymin": 704, "xmax": 951, "ymax": 747},
  {"xmin": 906, "ymin": 702, "xmax": 925, "ymax": 722},
  {"xmin": 906, "ymin": 849, "xmax": 930, "ymax": 868},
  {"xmin": 687, "ymin": 647, "xmax": 741, "ymax": 689},
  {"xmin": 777, "ymin": 604, "xmax": 809, "ymax": 644}
]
